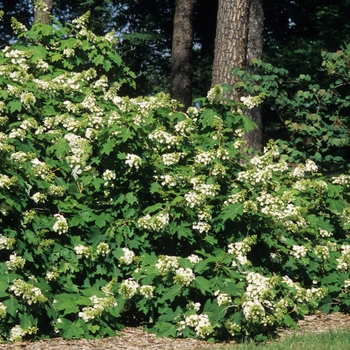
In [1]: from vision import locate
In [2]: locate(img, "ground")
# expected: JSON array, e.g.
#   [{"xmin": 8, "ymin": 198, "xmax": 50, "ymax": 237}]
[{"xmin": 1, "ymin": 313, "xmax": 350, "ymax": 349}]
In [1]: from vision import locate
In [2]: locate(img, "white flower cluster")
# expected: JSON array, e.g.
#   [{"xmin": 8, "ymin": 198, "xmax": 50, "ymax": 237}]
[
  {"xmin": 177, "ymin": 314, "xmax": 213, "ymax": 338},
  {"xmin": 332, "ymin": 174, "xmax": 350, "ymax": 186},
  {"xmin": 45, "ymin": 268, "xmax": 59, "ymax": 281},
  {"xmin": 6, "ymin": 253, "xmax": 26, "ymax": 271},
  {"xmin": 214, "ymin": 290, "xmax": 231, "ymax": 307},
  {"xmin": 64, "ymin": 133, "xmax": 91, "ymax": 171},
  {"xmin": 96, "ymin": 242, "xmax": 110, "ymax": 256},
  {"xmin": 242, "ymin": 272, "xmax": 277, "ymax": 324},
  {"xmin": 148, "ymin": 128, "xmax": 179, "ymax": 148},
  {"xmin": 0, "ymin": 302, "xmax": 6, "ymax": 319},
  {"xmin": 9, "ymin": 279, "xmax": 48, "ymax": 305},
  {"xmin": 49, "ymin": 184, "xmax": 66, "ymax": 197},
  {"xmin": 314, "ymin": 245, "xmax": 330, "ymax": 259},
  {"xmin": 186, "ymin": 301, "xmax": 201, "ymax": 311},
  {"xmin": 156, "ymin": 174, "xmax": 177, "ymax": 187},
  {"xmin": 336, "ymin": 245, "xmax": 350, "ymax": 270},
  {"xmin": 293, "ymin": 178, "xmax": 328, "ymax": 192},
  {"xmin": 31, "ymin": 158, "xmax": 52, "ymax": 181},
  {"xmin": 192, "ymin": 221, "xmax": 211, "ymax": 233},
  {"xmin": 137, "ymin": 212, "xmax": 169, "ymax": 231},
  {"xmin": 31, "ymin": 192, "xmax": 47, "ymax": 203},
  {"xmin": 174, "ymin": 118, "xmax": 195, "ymax": 135},
  {"xmin": 20, "ymin": 92, "xmax": 36, "ymax": 108},
  {"xmin": 0, "ymin": 174, "xmax": 17, "ymax": 189},
  {"xmin": 52, "ymin": 213, "xmax": 69, "ymax": 234},
  {"xmin": 185, "ymin": 177, "xmax": 220, "ymax": 209},
  {"xmin": 319, "ymin": 228, "xmax": 333, "ymax": 238},
  {"xmin": 79, "ymin": 295, "xmax": 117, "ymax": 322},
  {"xmin": 290, "ymin": 245, "xmax": 308, "ymax": 259},
  {"xmin": 103, "ymin": 169, "xmax": 116, "ymax": 187},
  {"xmin": 184, "ymin": 191, "xmax": 206, "ymax": 208},
  {"xmin": 207, "ymin": 84, "xmax": 223, "ymax": 102},
  {"xmin": 240, "ymin": 95, "xmax": 264, "ymax": 109},
  {"xmin": 74, "ymin": 244, "xmax": 93, "ymax": 259},
  {"xmin": 118, "ymin": 278, "xmax": 139, "ymax": 299},
  {"xmin": 156, "ymin": 255, "xmax": 179, "ymax": 275},
  {"xmin": 118, "ymin": 247, "xmax": 135, "ymax": 265},
  {"xmin": 125, "ymin": 153, "xmax": 142, "ymax": 170},
  {"xmin": 161, "ymin": 152, "xmax": 184, "ymax": 166},
  {"xmin": 9, "ymin": 325, "xmax": 38, "ymax": 342},
  {"xmin": 187, "ymin": 254, "xmax": 202, "ymax": 264},
  {"xmin": 224, "ymin": 190, "xmax": 246, "ymax": 206},
  {"xmin": 228, "ymin": 236, "xmax": 257, "ymax": 266},
  {"xmin": 256, "ymin": 191, "xmax": 306, "ymax": 230},
  {"xmin": 139, "ymin": 285, "xmax": 155, "ymax": 299},
  {"xmin": 0, "ymin": 234, "xmax": 15, "ymax": 250},
  {"xmin": 173, "ymin": 267, "xmax": 195, "ymax": 286},
  {"xmin": 225, "ymin": 320, "xmax": 242, "ymax": 337}
]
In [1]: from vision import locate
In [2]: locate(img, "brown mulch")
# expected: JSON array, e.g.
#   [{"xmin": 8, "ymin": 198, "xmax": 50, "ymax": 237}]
[{"xmin": 1, "ymin": 313, "xmax": 350, "ymax": 349}]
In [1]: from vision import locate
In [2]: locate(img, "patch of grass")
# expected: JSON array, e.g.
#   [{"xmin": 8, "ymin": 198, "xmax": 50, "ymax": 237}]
[{"xmin": 210, "ymin": 330, "xmax": 350, "ymax": 350}]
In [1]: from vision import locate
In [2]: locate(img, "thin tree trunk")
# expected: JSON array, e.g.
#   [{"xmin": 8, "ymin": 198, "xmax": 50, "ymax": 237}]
[
  {"xmin": 170, "ymin": 0, "xmax": 194, "ymax": 111},
  {"xmin": 34, "ymin": 0, "xmax": 53, "ymax": 24}
]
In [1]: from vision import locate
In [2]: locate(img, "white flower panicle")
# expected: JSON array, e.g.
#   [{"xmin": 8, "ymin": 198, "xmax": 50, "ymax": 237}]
[
  {"xmin": 79, "ymin": 295, "xmax": 117, "ymax": 323},
  {"xmin": 0, "ymin": 302, "xmax": 6, "ymax": 319},
  {"xmin": 240, "ymin": 94, "xmax": 264, "ymax": 109},
  {"xmin": 173, "ymin": 267, "xmax": 195, "ymax": 286},
  {"xmin": 125, "ymin": 153, "xmax": 142, "ymax": 169},
  {"xmin": 0, "ymin": 234, "xmax": 15, "ymax": 249},
  {"xmin": 118, "ymin": 247, "xmax": 135, "ymax": 265},
  {"xmin": 139, "ymin": 285, "xmax": 155, "ymax": 299},
  {"xmin": 9, "ymin": 279, "xmax": 48, "ymax": 305},
  {"xmin": 156, "ymin": 255, "xmax": 179, "ymax": 275},
  {"xmin": 97, "ymin": 242, "xmax": 110, "ymax": 256},
  {"xmin": 9, "ymin": 325, "xmax": 38, "ymax": 342},
  {"xmin": 214, "ymin": 290, "xmax": 232, "ymax": 307},
  {"xmin": 177, "ymin": 314, "xmax": 213, "ymax": 338},
  {"xmin": 6, "ymin": 253, "xmax": 25, "ymax": 271},
  {"xmin": 52, "ymin": 213, "xmax": 69, "ymax": 234},
  {"xmin": 137, "ymin": 212, "xmax": 169, "ymax": 231},
  {"xmin": 74, "ymin": 244, "xmax": 93, "ymax": 259},
  {"xmin": 118, "ymin": 278, "xmax": 139, "ymax": 299}
]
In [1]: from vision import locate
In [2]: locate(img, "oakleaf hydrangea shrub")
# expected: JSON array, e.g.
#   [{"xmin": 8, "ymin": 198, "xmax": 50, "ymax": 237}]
[{"xmin": 1, "ymin": 10, "xmax": 350, "ymax": 343}]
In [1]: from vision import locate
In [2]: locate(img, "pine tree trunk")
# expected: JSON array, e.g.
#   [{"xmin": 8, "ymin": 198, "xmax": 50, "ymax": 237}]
[
  {"xmin": 170, "ymin": 0, "xmax": 194, "ymax": 111},
  {"xmin": 34, "ymin": 0, "xmax": 53, "ymax": 25}
]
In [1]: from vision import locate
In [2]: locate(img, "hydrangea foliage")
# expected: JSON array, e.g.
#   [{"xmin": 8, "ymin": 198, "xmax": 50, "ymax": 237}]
[{"xmin": 1, "ymin": 10, "xmax": 350, "ymax": 343}]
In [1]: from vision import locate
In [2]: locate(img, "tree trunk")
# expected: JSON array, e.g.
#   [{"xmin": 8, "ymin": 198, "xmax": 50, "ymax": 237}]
[
  {"xmin": 211, "ymin": 0, "xmax": 264, "ymax": 151},
  {"xmin": 33, "ymin": 0, "xmax": 53, "ymax": 24},
  {"xmin": 244, "ymin": 0, "xmax": 264, "ymax": 151},
  {"xmin": 170, "ymin": 0, "xmax": 194, "ymax": 111},
  {"xmin": 212, "ymin": 0, "xmax": 250, "ymax": 87}
]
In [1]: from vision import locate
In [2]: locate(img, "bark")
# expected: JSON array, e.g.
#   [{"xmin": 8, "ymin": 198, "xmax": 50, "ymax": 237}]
[
  {"xmin": 211, "ymin": 0, "xmax": 264, "ymax": 151},
  {"xmin": 170, "ymin": 0, "xmax": 194, "ymax": 111},
  {"xmin": 34, "ymin": 0, "xmax": 53, "ymax": 25},
  {"xmin": 212, "ymin": 0, "xmax": 251, "ymax": 88},
  {"xmin": 244, "ymin": 0, "xmax": 264, "ymax": 151}
]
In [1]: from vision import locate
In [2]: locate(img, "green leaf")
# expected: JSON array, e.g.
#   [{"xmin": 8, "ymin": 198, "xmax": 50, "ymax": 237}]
[
  {"xmin": 8, "ymin": 100, "xmax": 22, "ymax": 113},
  {"xmin": 221, "ymin": 203, "xmax": 243, "ymax": 222},
  {"xmin": 154, "ymin": 322, "xmax": 177, "ymax": 338},
  {"xmin": 194, "ymin": 276, "xmax": 211, "ymax": 294},
  {"xmin": 161, "ymin": 284, "xmax": 183, "ymax": 302},
  {"xmin": 57, "ymin": 318, "xmax": 85, "ymax": 339},
  {"xmin": 101, "ymin": 138, "xmax": 115, "ymax": 155}
]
